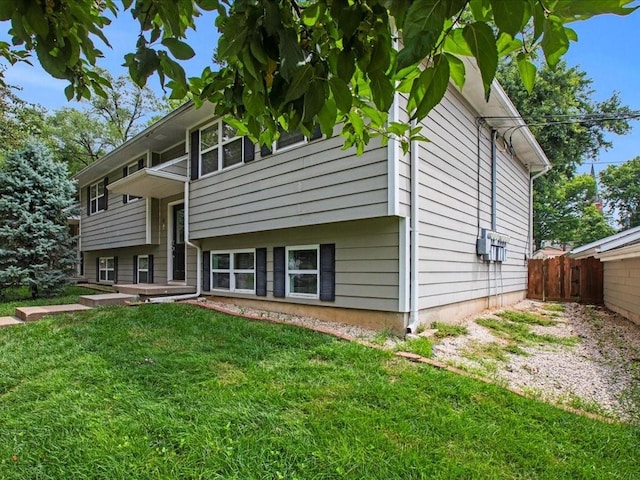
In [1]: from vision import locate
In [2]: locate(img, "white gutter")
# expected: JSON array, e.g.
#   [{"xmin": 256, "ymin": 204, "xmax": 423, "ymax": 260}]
[
  {"xmin": 406, "ymin": 121, "xmax": 420, "ymax": 334},
  {"xmin": 148, "ymin": 180, "xmax": 202, "ymax": 303}
]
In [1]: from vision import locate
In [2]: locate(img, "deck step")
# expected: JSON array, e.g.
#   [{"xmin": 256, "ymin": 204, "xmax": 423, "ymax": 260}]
[
  {"xmin": 15, "ymin": 304, "xmax": 93, "ymax": 322},
  {"xmin": 78, "ymin": 293, "xmax": 138, "ymax": 307},
  {"xmin": 0, "ymin": 316, "xmax": 24, "ymax": 328}
]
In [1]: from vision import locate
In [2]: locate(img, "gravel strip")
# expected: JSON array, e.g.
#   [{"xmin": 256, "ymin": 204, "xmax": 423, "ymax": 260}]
[{"xmin": 188, "ymin": 297, "xmax": 640, "ymax": 422}]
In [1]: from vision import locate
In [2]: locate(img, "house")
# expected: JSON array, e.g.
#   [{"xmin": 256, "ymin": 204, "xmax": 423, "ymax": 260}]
[
  {"xmin": 569, "ymin": 225, "xmax": 640, "ymax": 325},
  {"xmin": 74, "ymin": 59, "xmax": 550, "ymax": 334}
]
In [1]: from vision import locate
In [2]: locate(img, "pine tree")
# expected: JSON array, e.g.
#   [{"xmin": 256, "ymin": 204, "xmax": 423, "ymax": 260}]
[{"xmin": 0, "ymin": 143, "xmax": 76, "ymax": 298}]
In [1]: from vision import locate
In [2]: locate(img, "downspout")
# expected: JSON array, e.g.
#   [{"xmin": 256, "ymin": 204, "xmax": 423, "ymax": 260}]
[
  {"xmin": 528, "ymin": 165, "xmax": 551, "ymax": 257},
  {"xmin": 491, "ymin": 129, "xmax": 498, "ymax": 232},
  {"xmin": 406, "ymin": 120, "xmax": 420, "ymax": 334},
  {"xmin": 148, "ymin": 180, "xmax": 202, "ymax": 303}
]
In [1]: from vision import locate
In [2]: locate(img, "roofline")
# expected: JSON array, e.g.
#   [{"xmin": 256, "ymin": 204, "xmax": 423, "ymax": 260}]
[
  {"xmin": 73, "ymin": 100, "xmax": 194, "ymax": 181},
  {"xmin": 569, "ymin": 225, "xmax": 640, "ymax": 258}
]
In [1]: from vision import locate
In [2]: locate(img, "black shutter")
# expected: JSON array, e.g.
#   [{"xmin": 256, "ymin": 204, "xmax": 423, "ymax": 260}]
[
  {"xmin": 273, "ymin": 246, "xmax": 285, "ymax": 298},
  {"xmin": 137, "ymin": 158, "xmax": 144, "ymax": 170},
  {"xmin": 260, "ymin": 144, "xmax": 272, "ymax": 158},
  {"xmin": 319, "ymin": 244, "xmax": 335, "ymax": 301},
  {"xmin": 256, "ymin": 248, "xmax": 267, "ymax": 296},
  {"xmin": 310, "ymin": 124, "xmax": 322, "ymax": 140},
  {"xmin": 244, "ymin": 137, "xmax": 255, "ymax": 162},
  {"xmin": 202, "ymin": 251, "xmax": 211, "ymax": 291},
  {"xmin": 190, "ymin": 130, "xmax": 200, "ymax": 180},
  {"xmin": 113, "ymin": 256, "xmax": 118, "ymax": 283},
  {"xmin": 87, "ymin": 186, "xmax": 91, "ymax": 216},
  {"xmin": 133, "ymin": 255, "xmax": 138, "ymax": 283},
  {"xmin": 148, "ymin": 254, "xmax": 154, "ymax": 283},
  {"xmin": 96, "ymin": 257, "xmax": 99, "ymax": 283},
  {"xmin": 102, "ymin": 177, "xmax": 109, "ymax": 211},
  {"xmin": 122, "ymin": 167, "xmax": 128, "ymax": 204}
]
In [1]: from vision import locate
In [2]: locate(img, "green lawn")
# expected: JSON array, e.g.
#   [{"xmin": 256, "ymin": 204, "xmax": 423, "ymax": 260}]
[
  {"xmin": 0, "ymin": 303, "xmax": 638, "ymax": 479},
  {"xmin": 0, "ymin": 285, "xmax": 98, "ymax": 317}
]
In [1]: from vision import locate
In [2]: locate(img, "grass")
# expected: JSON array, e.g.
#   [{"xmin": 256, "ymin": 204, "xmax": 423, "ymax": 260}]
[
  {"xmin": 0, "ymin": 285, "xmax": 98, "ymax": 317},
  {"xmin": 431, "ymin": 321, "xmax": 469, "ymax": 338},
  {"xmin": 542, "ymin": 303, "xmax": 565, "ymax": 312},
  {"xmin": 496, "ymin": 310, "xmax": 558, "ymax": 326},
  {"xmin": 0, "ymin": 303, "xmax": 639, "ymax": 478},
  {"xmin": 476, "ymin": 317, "xmax": 579, "ymax": 346},
  {"xmin": 463, "ymin": 341, "xmax": 528, "ymax": 363},
  {"xmin": 402, "ymin": 336, "xmax": 435, "ymax": 357}
]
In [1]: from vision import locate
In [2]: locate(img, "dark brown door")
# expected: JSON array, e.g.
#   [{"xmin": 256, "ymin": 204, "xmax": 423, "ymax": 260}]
[{"xmin": 172, "ymin": 203, "xmax": 185, "ymax": 281}]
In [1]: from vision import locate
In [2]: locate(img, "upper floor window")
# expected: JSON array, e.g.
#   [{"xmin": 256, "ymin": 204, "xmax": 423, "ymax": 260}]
[
  {"xmin": 125, "ymin": 159, "xmax": 144, "ymax": 202},
  {"xmin": 89, "ymin": 180, "xmax": 106, "ymax": 215},
  {"xmin": 276, "ymin": 129, "xmax": 306, "ymax": 151},
  {"xmin": 200, "ymin": 121, "xmax": 246, "ymax": 176}
]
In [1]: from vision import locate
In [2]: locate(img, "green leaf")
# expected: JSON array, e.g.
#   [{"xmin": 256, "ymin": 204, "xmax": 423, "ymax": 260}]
[
  {"xmin": 25, "ymin": 3, "xmax": 49, "ymax": 37},
  {"xmin": 303, "ymin": 80, "xmax": 326, "ymax": 122},
  {"xmin": 411, "ymin": 54, "xmax": 450, "ymax": 120},
  {"xmin": 161, "ymin": 38, "xmax": 195, "ymax": 60},
  {"xmin": 0, "ymin": 1, "xmax": 14, "ymax": 20},
  {"xmin": 553, "ymin": 0, "xmax": 638, "ymax": 19},
  {"xmin": 490, "ymin": 0, "xmax": 526, "ymax": 36},
  {"xmin": 369, "ymin": 70, "xmax": 394, "ymax": 112},
  {"xmin": 284, "ymin": 64, "xmax": 314, "ymax": 104},
  {"xmin": 496, "ymin": 33, "xmax": 523, "ymax": 57},
  {"xmin": 318, "ymin": 97, "xmax": 337, "ymax": 137},
  {"xmin": 329, "ymin": 77, "xmax": 352, "ymax": 113},
  {"xmin": 337, "ymin": 49, "xmax": 355, "ymax": 82},
  {"xmin": 469, "ymin": 0, "xmax": 491, "ymax": 21},
  {"xmin": 64, "ymin": 84, "xmax": 75, "ymax": 101},
  {"xmin": 516, "ymin": 53, "xmax": 536, "ymax": 93},
  {"xmin": 445, "ymin": 53, "xmax": 465, "ymax": 89},
  {"xmin": 443, "ymin": 28, "xmax": 472, "ymax": 56},
  {"xmin": 302, "ymin": 2, "xmax": 325, "ymax": 27},
  {"xmin": 278, "ymin": 28, "xmax": 305, "ymax": 82},
  {"xmin": 462, "ymin": 22, "xmax": 497, "ymax": 100},
  {"xmin": 541, "ymin": 16, "xmax": 569, "ymax": 68},
  {"xmin": 402, "ymin": 0, "xmax": 446, "ymax": 44},
  {"xmin": 368, "ymin": 36, "xmax": 391, "ymax": 74}
]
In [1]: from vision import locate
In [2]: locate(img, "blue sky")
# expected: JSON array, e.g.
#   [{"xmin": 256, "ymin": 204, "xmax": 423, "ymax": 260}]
[{"xmin": 1, "ymin": 6, "xmax": 638, "ymax": 174}]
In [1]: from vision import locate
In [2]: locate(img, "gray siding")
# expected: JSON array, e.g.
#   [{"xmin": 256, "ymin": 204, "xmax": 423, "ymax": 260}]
[
  {"xmin": 604, "ymin": 258, "xmax": 640, "ymax": 324},
  {"xmin": 189, "ymin": 135, "xmax": 389, "ymax": 239},
  {"xmin": 200, "ymin": 217, "xmax": 400, "ymax": 312},
  {"xmin": 81, "ymin": 166, "xmax": 149, "ymax": 251},
  {"xmin": 159, "ymin": 142, "xmax": 186, "ymax": 163},
  {"xmin": 413, "ymin": 88, "xmax": 530, "ymax": 309},
  {"xmin": 84, "ymin": 246, "xmax": 162, "ymax": 285}
]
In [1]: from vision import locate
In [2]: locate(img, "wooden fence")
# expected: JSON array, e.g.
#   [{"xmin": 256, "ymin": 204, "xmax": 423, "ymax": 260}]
[{"xmin": 527, "ymin": 256, "xmax": 603, "ymax": 304}]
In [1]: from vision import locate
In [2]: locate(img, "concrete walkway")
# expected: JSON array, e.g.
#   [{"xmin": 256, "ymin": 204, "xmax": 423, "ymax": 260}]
[{"xmin": 2, "ymin": 293, "xmax": 140, "ymax": 327}]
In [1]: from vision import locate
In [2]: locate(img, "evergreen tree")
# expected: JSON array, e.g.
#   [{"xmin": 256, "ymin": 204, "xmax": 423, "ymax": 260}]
[{"xmin": 0, "ymin": 143, "xmax": 76, "ymax": 298}]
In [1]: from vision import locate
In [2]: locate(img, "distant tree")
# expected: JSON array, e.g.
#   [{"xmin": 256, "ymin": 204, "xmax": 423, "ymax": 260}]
[
  {"xmin": 0, "ymin": 82, "xmax": 47, "ymax": 160},
  {"xmin": 498, "ymin": 60, "xmax": 632, "ymax": 248},
  {"xmin": 600, "ymin": 157, "xmax": 640, "ymax": 229},
  {"xmin": 534, "ymin": 174, "xmax": 614, "ymax": 248},
  {"xmin": 47, "ymin": 71, "xmax": 166, "ymax": 175},
  {"xmin": 0, "ymin": 143, "xmax": 76, "ymax": 298}
]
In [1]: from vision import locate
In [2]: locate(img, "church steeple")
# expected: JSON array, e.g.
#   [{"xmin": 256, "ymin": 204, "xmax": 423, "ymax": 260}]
[{"xmin": 591, "ymin": 163, "xmax": 603, "ymax": 212}]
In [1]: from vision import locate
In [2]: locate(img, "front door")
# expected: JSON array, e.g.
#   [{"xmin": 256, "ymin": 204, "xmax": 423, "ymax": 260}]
[{"xmin": 172, "ymin": 203, "xmax": 185, "ymax": 281}]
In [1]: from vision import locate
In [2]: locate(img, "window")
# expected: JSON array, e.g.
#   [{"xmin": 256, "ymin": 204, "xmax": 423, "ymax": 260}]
[
  {"xmin": 200, "ymin": 121, "xmax": 246, "ymax": 176},
  {"xmin": 125, "ymin": 160, "xmax": 144, "ymax": 202},
  {"xmin": 89, "ymin": 180, "xmax": 106, "ymax": 214},
  {"xmin": 276, "ymin": 129, "xmax": 306, "ymax": 151},
  {"xmin": 286, "ymin": 245, "xmax": 319, "ymax": 298},
  {"xmin": 211, "ymin": 250, "xmax": 255, "ymax": 293},
  {"xmin": 137, "ymin": 255, "xmax": 149, "ymax": 283},
  {"xmin": 98, "ymin": 257, "xmax": 115, "ymax": 282}
]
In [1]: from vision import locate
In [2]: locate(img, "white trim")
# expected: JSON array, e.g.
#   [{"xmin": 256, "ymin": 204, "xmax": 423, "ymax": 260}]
[
  {"xmin": 273, "ymin": 129, "xmax": 308, "ymax": 153},
  {"xmin": 387, "ymin": 91, "xmax": 399, "ymax": 216},
  {"xmin": 285, "ymin": 244, "xmax": 320, "ymax": 299},
  {"xmin": 167, "ymin": 199, "xmax": 187, "ymax": 284},
  {"xmin": 125, "ymin": 160, "xmax": 144, "ymax": 203},
  {"xmin": 145, "ymin": 197, "xmax": 152, "ymax": 244},
  {"xmin": 406, "ymin": 125, "xmax": 420, "ymax": 333},
  {"xmin": 210, "ymin": 249, "xmax": 257, "ymax": 293},
  {"xmin": 89, "ymin": 180, "xmax": 105, "ymax": 215},
  {"xmin": 137, "ymin": 254, "xmax": 150, "ymax": 283},
  {"xmin": 596, "ymin": 242, "xmax": 640, "ymax": 261},
  {"xmin": 151, "ymin": 154, "xmax": 188, "ymax": 170}
]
